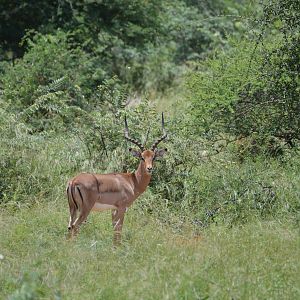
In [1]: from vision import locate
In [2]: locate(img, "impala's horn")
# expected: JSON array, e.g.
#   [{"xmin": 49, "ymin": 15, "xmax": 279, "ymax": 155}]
[
  {"xmin": 151, "ymin": 112, "xmax": 168, "ymax": 151},
  {"xmin": 124, "ymin": 115, "xmax": 145, "ymax": 151}
]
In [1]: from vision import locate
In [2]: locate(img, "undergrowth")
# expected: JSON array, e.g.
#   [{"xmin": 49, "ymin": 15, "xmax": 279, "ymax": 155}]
[{"xmin": 1, "ymin": 201, "xmax": 299, "ymax": 299}]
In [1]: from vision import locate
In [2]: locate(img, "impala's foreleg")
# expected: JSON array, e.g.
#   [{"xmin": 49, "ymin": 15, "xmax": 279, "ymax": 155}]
[{"xmin": 112, "ymin": 208, "xmax": 126, "ymax": 245}]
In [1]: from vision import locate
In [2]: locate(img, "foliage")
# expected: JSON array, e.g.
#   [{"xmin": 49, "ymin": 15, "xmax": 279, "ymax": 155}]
[
  {"xmin": 1, "ymin": 6, "xmax": 300, "ymax": 300},
  {"xmin": 188, "ymin": 0, "xmax": 300, "ymax": 155},
  {"xmin": 187, "ymin": 38, "xmax": 264, "ymax": 137},
  {"xmin": 0, "ymin": 1, "xmax": 58, "ymax": 58},
  {"xmin": 0, "ymin": 0, "xmax": 299, "ymax": 225},
  {"xmin": 0, "ymin": 0, "xmax": 250, "ymax": 92},
  {"xmin": 0, "ymin": 31, "xmax": 93, "ymax": 112},
  {"xmin": 1, "ymin": 4, "xmax": 300, "ymax": 300}
]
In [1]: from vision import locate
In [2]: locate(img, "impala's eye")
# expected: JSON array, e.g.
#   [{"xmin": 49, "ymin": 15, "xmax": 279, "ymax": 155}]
[{"xmin": 141, "ymin": 157, "xmax": 145, "ymax": 161}]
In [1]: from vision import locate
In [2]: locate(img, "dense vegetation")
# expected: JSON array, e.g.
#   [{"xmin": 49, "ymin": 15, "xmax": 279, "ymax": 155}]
[
  {"xmin": 1, "ymin": 0, "xmax": 300, "ymax": 299},
  {"xmin": 0, "ymin": 0, "xmax": 249, "ymax": 93}
]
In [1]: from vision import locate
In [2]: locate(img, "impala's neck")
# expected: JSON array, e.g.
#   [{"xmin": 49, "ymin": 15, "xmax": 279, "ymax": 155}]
[{"xmin": 133, "ymin": 161, "xmax": 151, "ymax": 194}]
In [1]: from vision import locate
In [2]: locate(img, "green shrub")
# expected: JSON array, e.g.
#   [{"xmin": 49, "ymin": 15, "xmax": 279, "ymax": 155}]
[
  {"xmin": 187, "ymin": 38, "xmax": 264, "ymax": 137},
  {"xmin": 1, "ymin": 30, "xmax": 93, "ymax": 113},
  {"xmin": 187, "ymin": 0, "xmax": 300, "ymax": 155},
  {"xmin": 0, "ymin": 106, "xmax": 86, "ymax": 206},
  {"xmin": 0, "ymin": 0, "xmax": 251, "ymax": 93}
]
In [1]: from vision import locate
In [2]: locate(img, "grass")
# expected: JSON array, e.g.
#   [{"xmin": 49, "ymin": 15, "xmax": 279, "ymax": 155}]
[{"xmin": 1, "ymin": 199, "xmax": 299, "ymax": 300}]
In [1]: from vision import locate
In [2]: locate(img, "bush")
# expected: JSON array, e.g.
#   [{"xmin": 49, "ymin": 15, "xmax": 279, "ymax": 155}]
[
  {"xmin": 0, "ymin": 0, "xmax": 251, "ymax": 93},
  {"xmin": 1, "ymin": 30, "xmax": 94, "ymax": 113},
  {"xmin": 187, "ymin": 0, "xmax": 300, "ymax": 156}
]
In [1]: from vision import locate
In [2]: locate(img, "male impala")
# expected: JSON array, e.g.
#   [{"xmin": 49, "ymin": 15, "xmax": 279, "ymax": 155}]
[{"xmin": 66, "ymin": 113, "xmax": 167, "ymax": 243}]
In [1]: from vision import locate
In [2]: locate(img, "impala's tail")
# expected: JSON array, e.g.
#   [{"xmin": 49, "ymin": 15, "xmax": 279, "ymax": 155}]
[{"xmin": 66, "ymin": 181, "xmax": 79, "ymax": 230}]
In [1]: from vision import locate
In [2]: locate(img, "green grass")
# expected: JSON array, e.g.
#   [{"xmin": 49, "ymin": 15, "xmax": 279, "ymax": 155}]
[{"xmin": 1, "ymin": 200, "xmax": 299, "ymax": 299}]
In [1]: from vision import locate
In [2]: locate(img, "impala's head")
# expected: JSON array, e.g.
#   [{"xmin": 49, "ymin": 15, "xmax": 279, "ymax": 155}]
[
  {"xmin": 128, "ymin": 148, "xmax": 167, "ymax": 174},
  {"xmin": 125, "ymin": 113, "xmax": 168, "ymax": 174}
]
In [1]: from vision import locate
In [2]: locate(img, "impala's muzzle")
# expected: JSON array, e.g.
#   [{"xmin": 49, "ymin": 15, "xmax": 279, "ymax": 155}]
[{"xmin": 146, "ymin": 166, "xmax": 153, "ymax": 174}]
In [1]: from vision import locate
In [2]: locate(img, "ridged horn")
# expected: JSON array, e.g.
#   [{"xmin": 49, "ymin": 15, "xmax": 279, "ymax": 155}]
[
  {"xmin": 151, "ymin": 112, "xmax": 167, "ymax": 151},
  {"xmin": 124, "ymin": 115, "xmax": 145, "ymax": 151}
]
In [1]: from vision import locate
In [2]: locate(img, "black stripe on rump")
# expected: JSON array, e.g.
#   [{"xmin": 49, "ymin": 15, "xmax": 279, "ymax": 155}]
[{"xmin": 76, "ymin": 186, "xmax": 84, "ymax": 206}]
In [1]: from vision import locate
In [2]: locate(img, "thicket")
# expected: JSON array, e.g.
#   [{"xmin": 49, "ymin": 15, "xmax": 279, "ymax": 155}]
[
  {"xmin": 0, "ymin": 0, "xmax": 249, "ymax": 92},
  {"xmin": 1, "ymin": 0, "xmax": 299, "ymax": 228},
  {"xmin": 188, "ymin": 0, "xmax": 300, "ymax": 156}
]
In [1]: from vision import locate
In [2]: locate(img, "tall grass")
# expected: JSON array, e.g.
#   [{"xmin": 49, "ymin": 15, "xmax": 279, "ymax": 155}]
[{"xmin": 1, "ymin": 200, "xmax": 299, "ymax": 299}]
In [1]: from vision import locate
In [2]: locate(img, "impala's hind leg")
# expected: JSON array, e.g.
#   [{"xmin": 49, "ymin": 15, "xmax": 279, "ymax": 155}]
[
  {"xmin": 72, "ymin": 208, "xmax": 92, "ymax": 235},
  {"xmin": 71, "ymin": 186, "xmax": 93, "ymax": 235},
  {"xmin": 66, "ymin": 185, "xmax": 78, "ymax": 238},
  {"xmin": 68, "ymin": 196, "xmax": 77, "ymax": 231},
  {"xmin": 68, "ymin": 208, "xmax": 77, "ymax": 231}
]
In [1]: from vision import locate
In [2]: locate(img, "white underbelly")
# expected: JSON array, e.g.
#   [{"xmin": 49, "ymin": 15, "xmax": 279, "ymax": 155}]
[{"xmin": 92, "ymin": 203, "xmax": 117, "ymax": 212}]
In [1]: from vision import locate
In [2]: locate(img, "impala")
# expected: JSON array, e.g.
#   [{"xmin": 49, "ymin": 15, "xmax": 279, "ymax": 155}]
[{"xmin": 66, "ymin": 113, "xmax": 168, "ymax": 243}]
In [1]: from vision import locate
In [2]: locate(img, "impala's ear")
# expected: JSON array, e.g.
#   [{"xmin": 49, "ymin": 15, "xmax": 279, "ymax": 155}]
[
  {"xmin": 155, "ymin": 148, "xmax": 167, "ymax": 158},
  {"xmin": 129, "ymin": 148, "xmax": 141, "ymax": 158}
]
